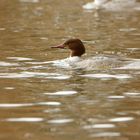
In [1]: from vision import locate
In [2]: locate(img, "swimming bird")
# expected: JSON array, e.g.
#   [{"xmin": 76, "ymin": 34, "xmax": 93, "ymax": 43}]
[
  {"xmin": 51, "ymin": 38, "xmax": 128, "ymax": 70},
  {"xmin": 51, "ymin": 39, "xmax": 85, "ymax": 68},
  {"xmin": 51, "ymin": 39, "xmax": 85, "ymax": 57}
]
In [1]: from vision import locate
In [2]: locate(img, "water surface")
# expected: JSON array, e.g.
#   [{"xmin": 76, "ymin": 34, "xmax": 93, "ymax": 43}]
[{"xmin": 0, "ymin": 0, "xmax": 140, "ymax": 140}]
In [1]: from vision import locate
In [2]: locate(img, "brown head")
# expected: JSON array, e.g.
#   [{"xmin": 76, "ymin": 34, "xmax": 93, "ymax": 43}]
[{"xmin": 51, "ymin": 39, "xmax": 86, "ymax": 57}]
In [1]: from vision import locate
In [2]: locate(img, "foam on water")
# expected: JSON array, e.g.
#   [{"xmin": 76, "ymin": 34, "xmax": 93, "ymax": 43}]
[
  {"xmin": 118, "ymin": 61, "xmax": 140, "ymax": 70},
  {"xmin": 0, "ymin": 61, "xmax": 19, "ymax": 66}
]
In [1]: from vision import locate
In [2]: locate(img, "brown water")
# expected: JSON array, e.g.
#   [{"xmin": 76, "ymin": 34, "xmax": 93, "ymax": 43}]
[{"xmin": 0, "ymin": 0, "xmax": 140, "ymax": 140}]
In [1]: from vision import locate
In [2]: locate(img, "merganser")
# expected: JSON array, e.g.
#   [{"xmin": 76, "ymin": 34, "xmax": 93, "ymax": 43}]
[
  {"xmin": 51, "ymin": 39, "xmax": 126, "ymax": 70},
  {"xmin": 83, "ymin": 0, "xmax": 140, "ymax": 11},
  {"xmin": 51, "ymin": 39, "xmax": 85, "ymax": 68},
  {"xmin": 52, "ymin": 39, "xmax": 85, "ymax": 57}
]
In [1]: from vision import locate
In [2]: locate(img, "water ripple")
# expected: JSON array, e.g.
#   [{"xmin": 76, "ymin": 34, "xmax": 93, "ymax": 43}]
[
  {"xmin": 44, "ymin": 108, "xmax": 61, "ymax": 113},
  {"xmin": 108, "ymin": 95, "xmax": 125, "ymax": 99},
  {"xmin": 0, "ymin": 101, "xmax": 61, "ymax": 108},
  {"xmin": 44, "ymin": 91, "xmax": 77, "ymax": 96},
  {"xmin": 4, "ymin": 87, "xmax": 15, "ymax": 90},
  {"xmin": 127, "ymin": 48, "xmax": 140, "ymax": 51},
  {"xmin": 0, "ymin": 73, "xmax": 33, "ymax": 78},
  {"xmin": 19, "ymin": 0, "xmax": 39, "ymax": 3},
  {"xmin": 0, "ymin": 103, "xmax": 34, "ymax": 108},
  {"xmin": 91, "ymin": 132, "xmax": 121, "ymax": 137},
  {"xmin": 7, "ymin": 57, "xmax": 34, "ymax": 61},
  {"xmin": 81, "ymin": 74, "xmax": 131, "ymax": 80},
  {"xmin": 25, "ymin": 61, "xmax": 52, "ymax": 65},
  {"xmin": 0, "ymin": 72, "xmax": 70, "ymax": 80},
  {"xmin": 48, "ymin": 118, "xmax": 74, "ymax": 124},
  {"xmin": 37, "ymin": 102, "xmax": 61, "ymax": 106},
  {"xmin": 109, "ymin": 117, "xmax": 134, "ymax": 122},
  {"xmin": 0, "ymin": 28, "xmax": 6, "ymax": 31},
  {"xmin": 119, "ymin": 28, "xmax": 137, "ymax": 32},
  {"xmin": 4, "ymin": 117, "xmax": 44, "ymax": 122},
  {"xmin": 0, "ymin": 61, "xmax": 19, "ymax": 67},
  {"xmin": 83, "ymin": 124, "xmax": 115, "ymax": 129},
  {"xmin": 118, "ymin": 60, "xmax": 140, "ymax": 70},
  {"xmin": 123, "ymin": 92, "xmax": 140, "ymax": 97}
]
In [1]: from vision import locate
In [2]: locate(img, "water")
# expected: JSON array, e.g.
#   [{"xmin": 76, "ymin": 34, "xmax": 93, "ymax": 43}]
[{"xmin": 0, "ymin": 0, "xmax": 140, "ymax": 140}]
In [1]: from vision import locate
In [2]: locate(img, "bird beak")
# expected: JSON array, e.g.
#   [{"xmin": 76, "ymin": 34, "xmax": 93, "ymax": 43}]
[{"xmin": 51, "ymin": 44, "xmax": 65, "ymax": 49}]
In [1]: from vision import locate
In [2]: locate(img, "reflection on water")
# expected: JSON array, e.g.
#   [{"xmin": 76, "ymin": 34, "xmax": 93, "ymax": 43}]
[
  {"xmin": 0, "ymin": 0, "xmax": 140, "ymax": 140},
  {"xmin": 48, "ymin": 119, "xmax": 74, "ymax": 124},
  {"xmin": 44, "ymin": 91, "xmax": 77, "ymax": 96},
  {"xmin": 19, "ymin": 0, "xmax": 39, "ymax": 3},
  {"xmin": 83, "ymin": 123, "xmax": 115, "ymax": 129},
  {"xmin": 124, "ymin": 92, "xmax": 140, "ymax": 97},
  {"xmin": 7, "ymin": 57, "xmax": 34, "ymax": 61},
  {"xmin": 5, "ymin": 117, "xmax": 44, "ymax": 122},
  {"xmin": 0, "ymin": 61, "xmax": 19, "ymax": 66},
  {"xmin": 0, "ymin": 72, "xmax": 71, "ymax": 79},
  {"xmin": 0, "ymin": 102, "xmax": 61, "ymax": 108},
  {"xmin": 81, "ymin": 73, "xmax": 132, "ymax": 79},
  {"xmin": 109, "ymin": 117, "xmax": 134, "ymax": 122}
]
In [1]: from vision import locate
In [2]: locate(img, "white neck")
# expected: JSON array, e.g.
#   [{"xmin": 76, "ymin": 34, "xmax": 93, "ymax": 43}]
[{"xmin": 68, "ymin": 56, "xmax": 81, "ymax": 61}]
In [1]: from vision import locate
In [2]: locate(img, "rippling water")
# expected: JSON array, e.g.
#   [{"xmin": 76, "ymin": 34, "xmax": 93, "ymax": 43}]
[{"xmin": 0, "ymin": 0, "xmax": 140, "ymax": 140}]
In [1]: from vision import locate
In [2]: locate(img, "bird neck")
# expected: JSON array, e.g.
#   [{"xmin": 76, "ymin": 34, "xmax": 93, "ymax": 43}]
[{"xmin": 70, "ymin": 51, "xmax": 81, "ymax": 57}]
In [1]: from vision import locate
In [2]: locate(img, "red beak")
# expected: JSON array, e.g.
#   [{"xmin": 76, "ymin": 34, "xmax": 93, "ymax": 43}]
[{"xmin": 51, "ymin": 44, "xmax": 65, "ymax": 49}]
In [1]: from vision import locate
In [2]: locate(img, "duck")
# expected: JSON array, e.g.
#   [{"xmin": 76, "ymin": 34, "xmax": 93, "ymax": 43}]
[
  {"xmin": 51, "ymin": 39, "xmax": 85, "ymax": 68},
  {"xmin": 83, "ymin": 0, "xmax": 140, "ymax": 11},
  {"xmin": 51, "ymin": 38, "xmax": 127, "ymax": 70}
]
